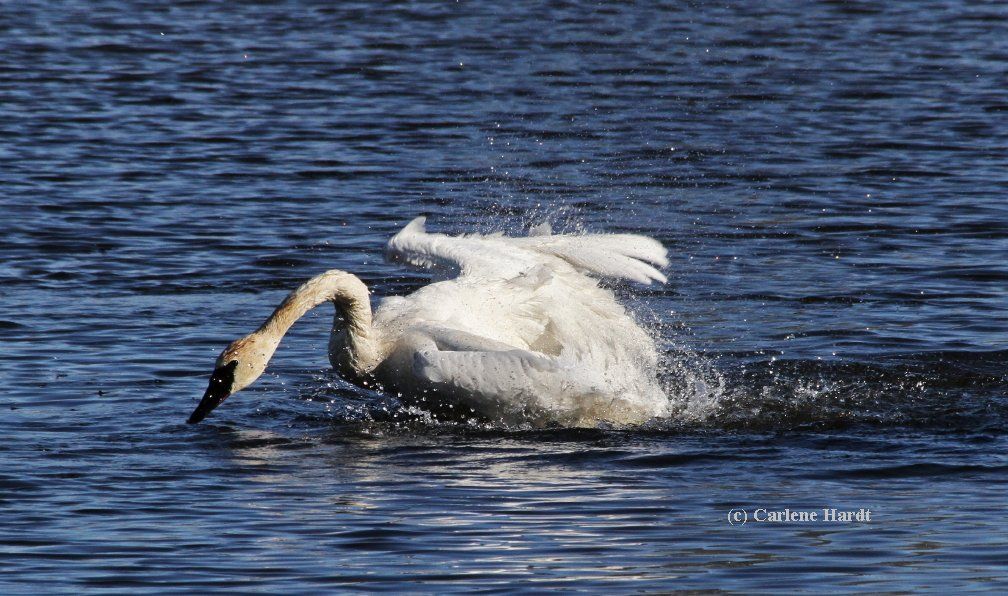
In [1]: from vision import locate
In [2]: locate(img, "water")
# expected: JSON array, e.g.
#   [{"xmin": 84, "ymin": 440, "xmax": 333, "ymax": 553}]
[{"xmin": 3, "ymin": 0, "xmax": 1008, "ymax": 591}]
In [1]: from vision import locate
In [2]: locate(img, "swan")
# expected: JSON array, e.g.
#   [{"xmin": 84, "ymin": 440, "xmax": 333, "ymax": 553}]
[{"xmin": 188, "ymin": 217, "xmax": 671, "ymax": 427}]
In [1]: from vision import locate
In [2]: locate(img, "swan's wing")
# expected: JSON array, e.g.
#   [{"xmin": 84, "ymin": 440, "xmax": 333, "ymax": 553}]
[
  {"xmin": 509, "ymin": 232, "xmax": 669, "ymax": 284},
  {"xmin": 414, "ymin": 348, "xmax": 586, "ymax": 394},
  {"xmin": 412, "ymin": 324, "xmax": 520, "ymax": 353},
  {"xmin": 386, "ymin": 217, "xmax": 532, "ymax": 279},
  {"xmin": 409, "ymin": 328, "xmax": 604, "ymax": 418},
  {"xmin": 386, "ymin": 216, "xmax": 668, "ymax": 284},
  {"xmin": 406, "ymin": 328, "xmax": 671, "ymax": 426},
  {"xmin": 405, "ymin": 325, "xmax": 595, "ymax": 397}
]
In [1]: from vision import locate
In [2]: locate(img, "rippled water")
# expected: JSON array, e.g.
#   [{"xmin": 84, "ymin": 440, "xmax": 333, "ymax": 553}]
[{"xmin": 3, "ymin": 1, "xmax": 1008, "ymax": 591}]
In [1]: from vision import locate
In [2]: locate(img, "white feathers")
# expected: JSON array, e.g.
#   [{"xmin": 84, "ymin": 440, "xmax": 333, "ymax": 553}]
[
  {"xmin": 387, "ymin": 216, "xmax": 669, "ymax": 285},
  {"xmin": 357, "ymin": 217, "xmax": 672, "ymax": 427},
  {"xmin": 513, "ymin": 234, "xmax": 669, "ymax": 284}
]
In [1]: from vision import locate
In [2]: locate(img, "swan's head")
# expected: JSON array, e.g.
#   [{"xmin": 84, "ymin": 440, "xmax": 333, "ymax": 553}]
[{"xmin": 188, "ymin": 333, "xmax": 276, "ymax": 424}]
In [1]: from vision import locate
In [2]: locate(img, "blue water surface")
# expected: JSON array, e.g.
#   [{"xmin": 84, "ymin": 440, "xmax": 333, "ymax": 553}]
[{"xmin": 2, "ymin": 1, "xmax": 1008, "ymax": 591}]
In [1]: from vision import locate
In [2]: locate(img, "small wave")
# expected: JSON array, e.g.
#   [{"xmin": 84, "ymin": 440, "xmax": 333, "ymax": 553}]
[{"xmin": 807, "ymin": 462, "xmax": 1008, "ymax": 480}]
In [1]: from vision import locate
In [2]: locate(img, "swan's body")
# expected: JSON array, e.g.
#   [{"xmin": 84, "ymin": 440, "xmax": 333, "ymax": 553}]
[{"xmin": 190, "ymin": 217, "xmax": 670, "ymax": 427}]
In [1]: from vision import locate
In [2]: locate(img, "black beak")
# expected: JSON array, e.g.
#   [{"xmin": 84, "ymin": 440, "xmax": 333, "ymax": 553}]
[{"xmin": 188, "ymin": 361, "xmax": 238, "ymax": 424}]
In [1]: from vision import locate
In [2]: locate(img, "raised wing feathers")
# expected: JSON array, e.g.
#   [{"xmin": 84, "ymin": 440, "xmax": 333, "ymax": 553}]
[
  {"xmin": 511, "ymin": 234, "xmax": 668, "ymax": 284},
  {"xmin": 385, "ymin": 216, "xmax": 668, "ymax": 284},
  {"xmin": 385, "ymin": 217, "xmax": 530, "ymax": 279}
]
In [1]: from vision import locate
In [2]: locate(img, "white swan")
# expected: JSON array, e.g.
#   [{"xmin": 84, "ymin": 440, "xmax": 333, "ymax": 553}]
[{"xmin": 188, "ymin": 217, "xmax": 670, "ymax": 427}]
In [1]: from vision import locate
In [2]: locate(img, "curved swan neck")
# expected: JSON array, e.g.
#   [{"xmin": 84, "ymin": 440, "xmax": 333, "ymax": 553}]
[{"xmin": 257, "ymin": 270, "xmax": 378, "ymax": 370}]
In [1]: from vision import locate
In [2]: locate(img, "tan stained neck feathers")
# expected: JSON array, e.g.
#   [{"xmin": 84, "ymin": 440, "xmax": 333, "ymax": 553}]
[{"xmin": 252, "ymin": 270, "xmax": 381, "ymax": 375}]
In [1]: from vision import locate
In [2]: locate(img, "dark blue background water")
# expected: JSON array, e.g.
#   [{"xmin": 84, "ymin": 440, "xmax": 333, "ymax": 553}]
[{"xmin": 3, "ymin": 1, "xmax": 1007, "ymax": 591}]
